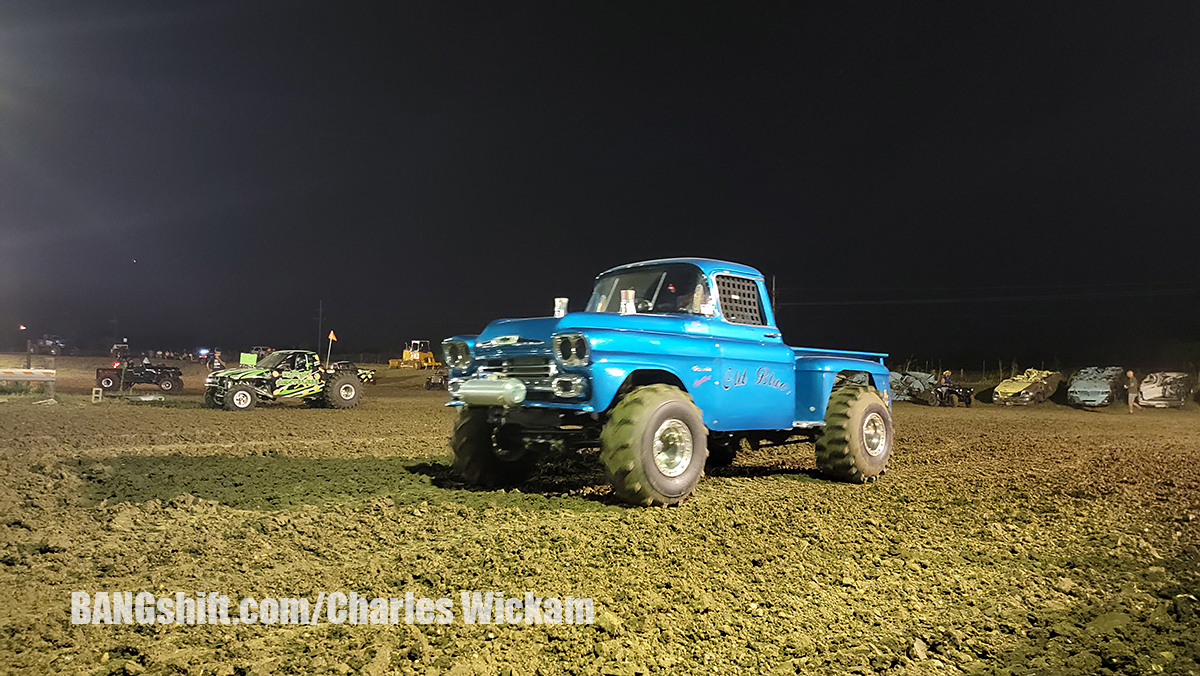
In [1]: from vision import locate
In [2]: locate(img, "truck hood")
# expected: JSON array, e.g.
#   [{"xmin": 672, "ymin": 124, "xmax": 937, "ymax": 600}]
[
  {"xmin": 475, "ymin": 313, "xmax": 718, "ymax": 348},
  {"xmin": 994, "ymin": 380, "xmax": 1035, "ymax": 396}
]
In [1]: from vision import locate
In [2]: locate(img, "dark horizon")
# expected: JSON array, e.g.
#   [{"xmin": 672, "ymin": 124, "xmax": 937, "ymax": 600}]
[{"xmin": 3, "ymin": 2, "xmax": 1198, "ymax": 368}]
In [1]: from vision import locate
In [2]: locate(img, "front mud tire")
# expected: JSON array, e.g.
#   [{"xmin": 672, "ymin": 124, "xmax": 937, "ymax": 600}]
[
  {"xmin": 450, "ymin": 407, "xmax": 538, "ymax": 487},
  {"xmin": 815, "ymin": 387, "xmax": 893, "ymax": 483},
  {"xmin": 203, "ymin": 388, "xmax": 219, "ymax": 408},
  {"xmin": 600, "ymin": 384, "xmax": 707, "ymax": 506},
  {"xmin": 223, "ymin": 384, "xmax": 257, "ymax": 411},
  {"xmin": 323, "ymin": 372, "xmax": 361, "ymax": 409}
]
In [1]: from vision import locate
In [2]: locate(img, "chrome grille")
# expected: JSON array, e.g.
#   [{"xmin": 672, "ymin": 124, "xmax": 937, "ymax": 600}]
[{"xmin": 477, "ymin": 356, "xmax": 556, "ymax": 391}]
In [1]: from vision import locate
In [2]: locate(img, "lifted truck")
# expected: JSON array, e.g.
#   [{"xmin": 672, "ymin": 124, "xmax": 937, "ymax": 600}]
[
  {"xmin": 442, "ymin": 258, "xmax": 893, "ymax": 506},
  {"xmin": 96, "ymin": 360, "xmax": 184, "ymax": 393},
  {"xmin": 204, "ymin": 349, "xmax": 362, "ymax": 411}
]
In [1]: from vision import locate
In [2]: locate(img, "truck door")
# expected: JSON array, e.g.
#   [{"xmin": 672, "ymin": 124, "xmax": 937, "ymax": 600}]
[{"xmin": 710, "ymin": 274, "xmax": 796, "ymax": 431}]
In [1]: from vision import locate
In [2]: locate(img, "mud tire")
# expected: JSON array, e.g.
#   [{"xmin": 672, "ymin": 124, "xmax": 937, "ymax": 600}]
[
  {"xmin": 97, "ymin": 373, "xmax": 120, "ymax": 391},
  {"xmin": 450, "ymin": 407, "xmax": 538, "ymax": 486},
  {"xmin": 600, "ymin": 384, "xmax": 707, "ymax": 506},
  {"xmin": 159, "ymin": 378, "xmax": 182, "ymax": 393},
  {"xmin": 815, "ymin": 387, "xmax": 893, "ymax": 483},
  {"xmin": 948, "ymin": 393, "xmax": 959, "ymax": 408},
  {"xmin": 323, "ymin": 372, "xmax": 361, "ymax": 409},
  {"xmin": 223, "ymin": 384, "xmax": 257, "ymax": 411},
  {"xmin": 203, "ymin": 388, "xmax": 219, "ymax": 409}
]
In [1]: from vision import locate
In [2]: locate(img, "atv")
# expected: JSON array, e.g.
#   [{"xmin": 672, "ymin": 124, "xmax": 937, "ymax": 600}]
[
  {"xmin": 932, "ymin": 383, "xmax": 973, "ymax": 407},
  {"xmin": 203, "ymin": 349, "xmax": 362, "ymax": 411},
  {"xmin": 424, "ymin": 370, "xmax": 449, "ymax": 390},
  {"xmin": 96, "ymin": 360, "xmax": 185, "ymax": 393}
]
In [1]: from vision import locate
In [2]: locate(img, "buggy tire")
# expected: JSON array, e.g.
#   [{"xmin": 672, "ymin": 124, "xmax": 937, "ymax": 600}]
[
  {"xmin": 203, "ymin": 388, "xmax": 219, "ymax": 409},
  {"xmin": 815, "ymin": 387, "xmax": 893, "ymax": 483},
  {"xmin": 323, "ymin": 372, "xmax": 361, "ymax": 409},
  {"xmin": 159, "ymin": 378, "xmax": 182, "ymax": 393},
  {"xmin": 600, "ymin": 384, "xmax": 707, "ymax": 506},
  {"xmin": 97, "ymin": 374, "xmax": 120, "ymax": 391},
  {"xmin": 450, "ymin": 407, "xmax": 538, "ymax": 486},
  {"xmin": 223, "ymin": 384, "xmax": 257, "ymax": 411}
]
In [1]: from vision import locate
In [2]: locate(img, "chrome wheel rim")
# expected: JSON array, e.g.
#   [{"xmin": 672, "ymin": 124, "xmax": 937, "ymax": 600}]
[
  {"xmin": 863, "ymin": 412, "xmax": 886, "ymax": 457},
  {"xmin": 652, "ymin": 419, "xmax": 693, "ymax": 477},
  {"xmin": 161, "ymin": 380, "xmax": 173, "ymax": 390},
  {"xmin": 339, "ymin": 384, "xmax": 356, "ymax": 400},
  {"xmin": 232, "ymin": 391, "xmax": 251, "ymax": 408}
]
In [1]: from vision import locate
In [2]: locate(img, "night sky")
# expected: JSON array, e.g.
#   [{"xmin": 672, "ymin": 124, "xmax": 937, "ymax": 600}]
[{"xmin": 2, "ymin": 2, "xmax": 1198, "ymax": 367}]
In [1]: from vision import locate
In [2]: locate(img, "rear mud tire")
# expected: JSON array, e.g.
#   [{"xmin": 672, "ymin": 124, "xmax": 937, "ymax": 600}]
[
  {"xmin": 323, "ymin": 372, "xmax": 361, "ymax": 409},
  {"xmin": 948, "ymin": 393, "xmax": 959, "ymax": 408},
  {"xmin": 159, "ymin": 378, "xmax": 182, "ymax": 393},
  {"xmin": 450, "ymin": 407, "xmax": 538, "ymax": 487},
  {"xmin": 97, "ymin": 374, "xmax": 120, "ymax": 391},
  {"xmin": 600, "ymin": 384, "xmax": 707, "ymax": 506},
  {"xmin": 815, "ymin": 387, "xmax": 893, "ymax": 484},
  {"xmin": 223, "ymin": 384, "xmax": 257, "ymax": 411}
]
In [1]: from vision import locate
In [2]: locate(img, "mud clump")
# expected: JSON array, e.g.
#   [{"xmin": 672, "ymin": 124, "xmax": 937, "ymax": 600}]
[{"xmin": 0, "ymin": 392, "xmax": 1198, "ymax": 674}]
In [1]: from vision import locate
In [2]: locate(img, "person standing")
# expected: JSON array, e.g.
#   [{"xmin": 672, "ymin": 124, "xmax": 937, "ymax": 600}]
[
  {"xmin": 1126, "ymin": 370, "xmax": 1140, "ymax": 414},
  {"xmin": 207, "ymin": 349, "xmax": 226, "ymax": 371}
]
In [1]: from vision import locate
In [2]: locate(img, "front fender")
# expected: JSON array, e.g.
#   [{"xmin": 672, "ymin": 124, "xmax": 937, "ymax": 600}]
[{"xmin": 584, "ymin": 326, "xmax": 719, "ymax": 413}]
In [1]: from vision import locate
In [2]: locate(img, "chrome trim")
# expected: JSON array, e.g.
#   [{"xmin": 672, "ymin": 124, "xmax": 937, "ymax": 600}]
[
  {"xmin": 477, "ymin": 357, "xmax": 557, "ymax": 391},
  {"xmin": 442, "ymin": 339, "xmax": 472, "ymax": 369},
  {"xmin": 552, "ymin": 375, "xmax": 585, "ymax": 398},
  {"xmin": 552, "ymin": 333, "xmax": 589, "ymax": 367}
]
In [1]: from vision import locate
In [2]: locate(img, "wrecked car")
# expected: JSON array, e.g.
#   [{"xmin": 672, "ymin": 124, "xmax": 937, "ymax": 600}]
[
  {"xmin": 888, "ymin": 371, "xmax": 938, "ymax": 405},
  {"xmin": 993, "ymin": 369, "xmax": 1063, "ymax": 405},
  {"xmin": 1136, "ymin": 372, "xmax": 1195, "ymax": 408},
  {"xmin": 1066, "ymin": 366, "xmax": 1125, "ymax": 407}
]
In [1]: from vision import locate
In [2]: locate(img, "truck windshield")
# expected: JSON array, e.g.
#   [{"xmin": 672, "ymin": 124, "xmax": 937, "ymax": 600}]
[
  {"xmin": 256, "ymin": 352, "xmax": 289, "ymax": 369},
  {"xmin": 586, "ymin": 264, "xmax": 712, "ymax": 316}
]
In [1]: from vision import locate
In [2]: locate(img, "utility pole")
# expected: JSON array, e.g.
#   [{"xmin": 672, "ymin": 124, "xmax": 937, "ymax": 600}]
[{"xmin": 316, "ymin": 300, "xmax": 324, "ymax": 354}]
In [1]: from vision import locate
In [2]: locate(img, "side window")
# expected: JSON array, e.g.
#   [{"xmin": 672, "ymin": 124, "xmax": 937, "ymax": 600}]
[
  {"xmin": 714, "ymin": 275, "xmax": 766, "ymax": 326},
  {"xmin": 296, "ymin": 354, "xmax": 312, "ymax": 371}
]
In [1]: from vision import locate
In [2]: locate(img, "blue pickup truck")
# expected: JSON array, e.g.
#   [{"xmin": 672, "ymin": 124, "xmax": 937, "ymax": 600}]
[{"xmin": 442, "ymin": 258, "xmax": 893, "ymax": 506}]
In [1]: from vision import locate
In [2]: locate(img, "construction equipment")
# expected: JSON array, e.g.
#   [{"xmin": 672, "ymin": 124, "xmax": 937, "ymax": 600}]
[{"xmin": 395, "ymin": 340, "xmax": 442, "ymax": 369}]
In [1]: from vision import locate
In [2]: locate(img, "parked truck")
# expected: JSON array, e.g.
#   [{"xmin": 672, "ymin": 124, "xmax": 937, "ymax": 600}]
[{"xmin": 441, "ymin": 258, "xmax": 893, "ymax": 506}]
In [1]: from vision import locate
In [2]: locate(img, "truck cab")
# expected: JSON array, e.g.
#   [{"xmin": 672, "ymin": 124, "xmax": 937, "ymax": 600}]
[{"xmin": 443, "ymin": 258, "xmax": 894, "ymax": 506}]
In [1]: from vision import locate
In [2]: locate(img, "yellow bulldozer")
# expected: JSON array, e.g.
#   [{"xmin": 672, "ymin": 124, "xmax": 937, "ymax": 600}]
[{"xmin": 390, "ymin": 340, "xmax": 443, "ymax": 369}]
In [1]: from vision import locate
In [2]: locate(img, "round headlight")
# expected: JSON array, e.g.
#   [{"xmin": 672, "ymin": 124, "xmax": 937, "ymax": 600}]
[
  {"xmin": 443, "ymin": 341, "xmax": 471, "ymax": 369},
  {"xmin": 553, "ymin": 333, "xmax": 588, "ymax": 366}
]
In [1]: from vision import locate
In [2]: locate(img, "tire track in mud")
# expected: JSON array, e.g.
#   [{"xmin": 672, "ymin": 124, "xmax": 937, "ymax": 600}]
[{"xmin": 0, "ymin": 397, "xmax": 1197, "ymax": 675}]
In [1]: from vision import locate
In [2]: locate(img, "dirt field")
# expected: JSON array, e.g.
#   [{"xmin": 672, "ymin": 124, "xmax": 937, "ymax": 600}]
[{"xmin": 1, "ymin": 355, "xmax": 1198, "ymax": 675}]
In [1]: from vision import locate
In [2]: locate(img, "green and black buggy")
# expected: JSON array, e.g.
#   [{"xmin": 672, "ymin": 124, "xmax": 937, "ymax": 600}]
[{"xmin": 203, "ymin": 350, "xmax": 365, "ymax": 411}]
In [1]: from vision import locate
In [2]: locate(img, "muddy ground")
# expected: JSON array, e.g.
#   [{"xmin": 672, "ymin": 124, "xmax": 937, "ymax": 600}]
[{"xmin": 1, "ymin": 355, "xmax": 1198, "ymax": 675}]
